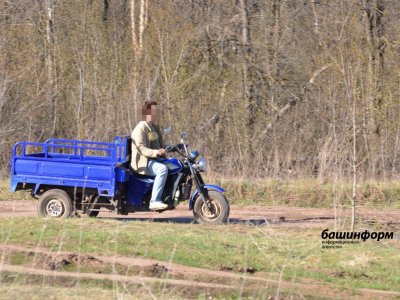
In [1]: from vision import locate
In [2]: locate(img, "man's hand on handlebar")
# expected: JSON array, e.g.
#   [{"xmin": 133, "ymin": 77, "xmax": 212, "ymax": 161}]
[
  {"xmin": 165, "ymin": 145, "xmax": 175, "ymax": 153},
  {"xmin": 164, "ymin": 144, "xmax": 184, "ymax": 153},
  {"xmin": 157, "ymin": 148, "xmax": 167, "ymax": 157}
]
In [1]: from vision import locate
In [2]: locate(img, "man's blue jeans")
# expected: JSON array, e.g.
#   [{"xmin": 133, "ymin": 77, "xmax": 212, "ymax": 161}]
[{"xmin": 147, "ymin": 159, "xmax": 168, "ymax": 203}]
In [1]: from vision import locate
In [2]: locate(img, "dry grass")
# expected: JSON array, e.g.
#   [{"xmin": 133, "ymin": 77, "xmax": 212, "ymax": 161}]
[
  {"xmin": 207, "ymin": 177, "xmax": 400, "ymax": 209},
  {"xmin": 2, "ymin": 178, "xmax": 400, "ymax": 209},
  {"xmin": 0, "ymin": 179, "xmax": 32, "ymax": 201}
]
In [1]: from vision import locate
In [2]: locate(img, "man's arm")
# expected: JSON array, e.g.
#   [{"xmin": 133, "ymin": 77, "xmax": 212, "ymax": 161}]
[{"xmin": 132, "ymin": 125, "xmax": 159, "ymax": 158}]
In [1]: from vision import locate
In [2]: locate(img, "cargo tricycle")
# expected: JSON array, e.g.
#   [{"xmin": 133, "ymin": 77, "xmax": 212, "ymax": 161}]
[{"xmin": 10, "ymin": 131, "xmax": 229, "ymax": 224}]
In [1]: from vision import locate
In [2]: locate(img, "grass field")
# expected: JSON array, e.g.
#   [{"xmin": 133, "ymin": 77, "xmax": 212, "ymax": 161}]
[
  {"xmin": 0, "ymin": 216, "xmax": 399, "ymax": 299},
  {"xmin": 1, "ymin": 178, "xmax": 399, "ymax": 298}
]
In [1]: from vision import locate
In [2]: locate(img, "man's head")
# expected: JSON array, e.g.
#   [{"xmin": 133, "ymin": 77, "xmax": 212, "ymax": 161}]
[{"xmin": 138, "ymin": 100, "xmax": 161, "ymax": 123}]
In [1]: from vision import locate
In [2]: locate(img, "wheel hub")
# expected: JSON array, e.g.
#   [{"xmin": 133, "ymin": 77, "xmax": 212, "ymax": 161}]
[
  {"xmin": 201, "ymin": 200, "xmax": 221, "ymax": 220},
  {"xmin": 46, "ymin": 199, "xmax": 64, "ymax": 217}
]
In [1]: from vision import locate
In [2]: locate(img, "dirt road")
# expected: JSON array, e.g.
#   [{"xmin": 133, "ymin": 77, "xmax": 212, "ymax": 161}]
[{"xmin": 0, "ymin": 200, "xmax": 399, "ymax": 229}]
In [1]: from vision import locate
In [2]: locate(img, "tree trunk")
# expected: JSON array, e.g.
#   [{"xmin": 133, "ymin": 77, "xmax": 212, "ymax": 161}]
[
  {"xmin": 139, "ymin": 0, "xmax": 147, "ymax": 51},
  {"xmin": 45, "ymin": 0, "xmax": 56, "ymax": 135},
  {"xmin": 364, "ymin": 0, "xmax": 385, "ymax": 137},
  {"xmin": 351, "ymin": 81, "xmax": 357, "ymax": 233},
  {"xmin": 130, "ymin": 0, "xmax": 139, "ymax": 56},
  {"xmin": 130, "ymin": 0, "xmax": 148, "ymax": 125},
  {"xmin": 311, "ymin": 0, "xmax": 322, "ymax": 46},
  {"xmin": 103, "ymin": 0, "xmax": 109, "ymax": 22},
  {"xmin": 239, "ymin": 0, "xmax": 255, "ymax": 163}
]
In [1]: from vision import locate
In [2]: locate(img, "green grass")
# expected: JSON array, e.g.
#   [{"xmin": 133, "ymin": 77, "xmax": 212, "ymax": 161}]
[{"xmin": 0, "ymin": 217, "xmax": 399, "ymax": 294}]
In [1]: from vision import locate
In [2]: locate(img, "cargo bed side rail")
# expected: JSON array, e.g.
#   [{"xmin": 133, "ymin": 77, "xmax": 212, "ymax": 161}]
[
  {"xmin": 13, "ymin": 142, "xmax": 115, "ymax": 163},
  {"xmin": 43, "ymin": 136, "xmax": 128, "ymax": 163}
]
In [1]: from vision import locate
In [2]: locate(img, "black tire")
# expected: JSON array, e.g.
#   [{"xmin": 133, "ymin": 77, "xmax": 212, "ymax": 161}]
[
  {"xmin": 86, "ymin": 208, "xmax": 100, "ymax": 217},
  {"xmin": 37, "ymin": 189, "xmax": 73, "ymax": 219},
  {"xmin": 85, "ymin": 195, "xmax": 101, "ymax": 217},
  {"xmin": 193, "ymin": 190, "xmax": 229, "ymax": 224}
]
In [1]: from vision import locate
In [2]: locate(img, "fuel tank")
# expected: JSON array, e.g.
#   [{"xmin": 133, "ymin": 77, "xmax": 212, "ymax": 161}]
[{"xmin": 160, "ymin": 158, "xmax": 183, "ymax": 174}]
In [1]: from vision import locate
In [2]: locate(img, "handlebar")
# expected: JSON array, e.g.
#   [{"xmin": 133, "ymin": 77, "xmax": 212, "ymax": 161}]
[{"xmin": 165, "ymin": 143, "xmax": 185, "ymax": 153}]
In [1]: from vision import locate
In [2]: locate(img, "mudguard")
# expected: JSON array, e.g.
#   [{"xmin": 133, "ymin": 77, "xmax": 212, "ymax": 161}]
[{"xmin": 189, "ymin": 184, "xmax": 225, "ymax": 210}]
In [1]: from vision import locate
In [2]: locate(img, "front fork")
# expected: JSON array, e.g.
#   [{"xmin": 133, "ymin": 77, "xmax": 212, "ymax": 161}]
[
  {"xmin": 192, "ymin": 172, "xmax": 213, "ymax": 210},
  {"xmin": 189, "ymin": 174, "xmax": 227, "ymax": 212},
  {"xmin": 189, "ymin": 183, "xmax": 225, "ymax": 210},
  {"xmin": 198, "ymin": 187, "xmax": 213, "ymax": 211}
]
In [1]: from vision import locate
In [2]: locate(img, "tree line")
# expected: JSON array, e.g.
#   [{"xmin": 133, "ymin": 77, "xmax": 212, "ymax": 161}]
[{"xmin": 0, "ymin": 0, "xmax": 399, "ymax": 181}]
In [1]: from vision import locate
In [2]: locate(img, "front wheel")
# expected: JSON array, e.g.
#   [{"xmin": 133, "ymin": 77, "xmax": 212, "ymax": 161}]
[
  {"xmin": 193, "ymin": 190, "xmax": 229, "ymax": 224},
  {"xmin": 37, "ymin": 189, "xmax": 73, "ymax": 218}
]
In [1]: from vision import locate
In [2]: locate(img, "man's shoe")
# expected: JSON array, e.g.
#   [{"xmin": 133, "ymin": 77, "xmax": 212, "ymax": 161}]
[{"xmin": 149, "ymin": 201, "xmax": 168, "ymax": 211}]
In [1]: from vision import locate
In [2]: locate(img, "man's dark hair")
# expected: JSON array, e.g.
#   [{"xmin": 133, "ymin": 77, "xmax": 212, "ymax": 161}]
[
  {"xmin": 141, "ymin": 100, "xmax": 157, "ymax": 115},
  {"xmin": 143, "ymin": 100, "xmax": 157, "ymax": 110}
]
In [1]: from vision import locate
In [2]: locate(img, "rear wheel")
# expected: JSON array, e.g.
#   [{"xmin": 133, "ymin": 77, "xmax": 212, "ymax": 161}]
[
  {"xmin": 86, "ymin": 207, "xmax": 100, "ymax": 217},
  {"xmin": 193, "ymin": 190, "xmax": 229, "ymax": 224},
  {"xmin": 85, "ymin": 195, "xmax": 101, "ymax": 217},
  {"xmin": 37, "ymin": 189, "xmax": 73, "ymax": 219}
]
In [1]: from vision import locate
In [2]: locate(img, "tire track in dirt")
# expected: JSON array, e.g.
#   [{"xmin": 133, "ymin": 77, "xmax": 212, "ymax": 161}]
[
  {"xmin": 0, "ymin": 264, "xmax": 237, "ymax": 291},
  {"xmin": 0, "ymin": 244, "xmax": 309, "ymax": 284},
  {"xmin": 1, "ymin": 243, "xmax": 400, "ymax": 299}
]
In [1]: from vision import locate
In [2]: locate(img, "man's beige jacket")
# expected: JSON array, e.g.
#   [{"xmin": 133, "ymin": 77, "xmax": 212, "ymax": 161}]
[{"xmin": 130, "ymin": 121, "xmax": 163, "ymax": 175}]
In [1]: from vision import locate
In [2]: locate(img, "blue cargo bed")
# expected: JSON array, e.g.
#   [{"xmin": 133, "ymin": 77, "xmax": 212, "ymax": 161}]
[{"xmin": 10, "ymin": 136, "xmax": 130, "ymax": 197}]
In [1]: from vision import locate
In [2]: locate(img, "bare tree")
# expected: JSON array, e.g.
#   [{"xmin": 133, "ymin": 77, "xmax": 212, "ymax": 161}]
[
  {"xmin": 44, "ymin": 0, "xmax": 57, "ymax": 134},
  {"xmin": 0, "ymin": 0, "xmax": 399, "ymax": 182},
  {"xmin": 103, "ymin": 0, "xmax": 109, "ymax": 22},
  {"xmin": 239, "ymin": 0, "xmax": 256, "ymax": 163}
]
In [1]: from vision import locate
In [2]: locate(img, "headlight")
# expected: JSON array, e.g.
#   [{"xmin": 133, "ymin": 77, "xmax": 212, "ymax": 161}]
[
  {"xmin": 190, "ymin": 150, "xmax": 199, "ymax": 160},
  {"xmin": 197, "ymin": 158, "xmax": 206, "ymax": 172}
]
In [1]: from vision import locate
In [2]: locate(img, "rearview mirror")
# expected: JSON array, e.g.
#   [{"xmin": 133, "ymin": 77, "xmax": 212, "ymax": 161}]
[
  {"xmin": 164, "ymin": 126, "xmax": 172, "ymax": 134},
  {"xmin": 180, "ymin": 131, "xmax": 187, "ymax": 139}
]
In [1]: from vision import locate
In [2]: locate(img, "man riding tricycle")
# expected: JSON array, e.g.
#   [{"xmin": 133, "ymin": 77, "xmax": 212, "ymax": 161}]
[{"xmin": 9, "ymin": 101, "xmax": 230, "ymax": 224}]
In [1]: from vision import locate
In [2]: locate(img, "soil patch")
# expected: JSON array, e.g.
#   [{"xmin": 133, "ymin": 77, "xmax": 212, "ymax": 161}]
[{"xmin": 1, "ymin": 243, "xmax": 399, "ymax": 299}]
